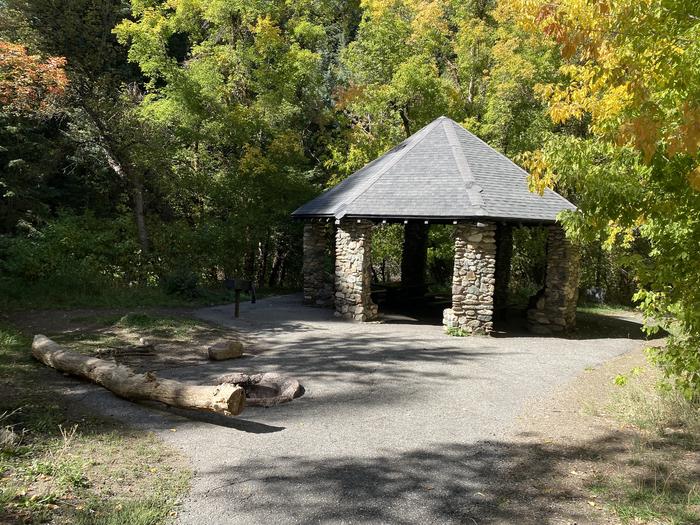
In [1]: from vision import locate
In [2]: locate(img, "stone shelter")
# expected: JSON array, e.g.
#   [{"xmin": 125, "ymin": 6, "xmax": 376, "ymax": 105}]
[{"xmin": 292, "ymin": 116, "xmax": 580, "ymax": 334}]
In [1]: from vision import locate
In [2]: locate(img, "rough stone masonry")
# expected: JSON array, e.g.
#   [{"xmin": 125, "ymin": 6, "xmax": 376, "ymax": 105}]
[
  {"xmin": 334, "ymin": 219, "xmax": 378, "ymax": 321},
  {"xmin": 527, "ymin": 224, "xmax": 581, "ymax": 334},
  {"xmin": 302, "ymin": 222, "xmax": 334, "ymax": 306},
  {"xmin": 443, "ymin": 222, "xmax": 497, "ymax": 334}
]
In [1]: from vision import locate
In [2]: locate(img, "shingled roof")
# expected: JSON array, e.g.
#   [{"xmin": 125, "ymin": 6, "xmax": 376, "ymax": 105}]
[{"xmin": 292, "ymin": 116, "xmax": 575, "ymax": 223}]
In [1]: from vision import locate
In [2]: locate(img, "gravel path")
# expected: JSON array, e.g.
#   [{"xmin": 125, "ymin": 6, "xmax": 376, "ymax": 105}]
[{"xmin": 64, "ymin": 295, "xmax": 645, "ymax": 524}]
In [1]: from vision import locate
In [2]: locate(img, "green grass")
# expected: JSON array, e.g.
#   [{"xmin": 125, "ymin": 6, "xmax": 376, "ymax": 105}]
[
  {"xmin": 0, "ymin": 279, "xmax": 293, "ymax": 312},
  {"xmin": 0, "ymin": 323, "xmax": 191, "ymax": 525},
  {"xmin": 445, "ymin": 326, "xmax": 468, "ymax": 337},
  {"xmin": 74, "ymin": 493, "xmax": 189, "ymax": 525},
  {"xmin": 591, "ymin": 471, "xmax": 700, "ymax": 525},
  {"xmin": 115, "ymin": 313, "xmax": 201, "ymax": 336},
  {"xmin": 577, "ymin": 302, "xmax": 637, "ymax": 314},
  {"xmin": 588, "ymin": 365, "xmax": 700, "ymax": 524},
  {"xmin": 50, "ymin": 313, "xmax": 226, "ymax": 361}
]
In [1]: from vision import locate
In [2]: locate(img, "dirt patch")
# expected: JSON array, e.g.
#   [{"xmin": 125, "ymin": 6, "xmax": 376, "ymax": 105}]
[
  {"xmin": 4, "ymin": 307, "xmax": 194, "ymax": 337},
  {"xmin": 7, "ymin": 308, "xmax": 260, "ymax": 372},
  {"xmin": 504, "ymin": 340, "xmax": 700, "ymax": 523}
]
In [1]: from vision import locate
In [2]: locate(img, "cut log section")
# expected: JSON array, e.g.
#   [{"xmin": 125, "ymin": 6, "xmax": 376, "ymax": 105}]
[
  {"xmin": 32, "ymin": 335, "xmax": 245, "ymax": 416},
  {"xmin": 217, "ymin": 372, "xmax": 304, "ymax": 407},
  {"xmin": 207, "ymin": 341, "xmax": 244, "ymax": 361}
]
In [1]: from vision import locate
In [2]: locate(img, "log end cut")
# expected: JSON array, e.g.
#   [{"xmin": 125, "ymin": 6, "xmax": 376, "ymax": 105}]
[{"xmin": 214, "ymin": 383, "xmax": 246, "ymax": 416}]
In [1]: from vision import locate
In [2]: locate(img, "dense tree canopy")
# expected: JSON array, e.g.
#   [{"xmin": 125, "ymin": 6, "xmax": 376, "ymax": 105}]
[
  {"xmin": 506, "ymin": 0, "xmax": 700, "ymax": 396},
  {"xmin": 328, "ymin": 0, "xmax": 560, "ymax": 180}
]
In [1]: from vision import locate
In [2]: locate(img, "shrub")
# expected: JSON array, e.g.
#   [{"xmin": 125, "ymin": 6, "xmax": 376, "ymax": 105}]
[{"xmin": 161, "ymin": 269, "xmax": 200, "ymax": 298}]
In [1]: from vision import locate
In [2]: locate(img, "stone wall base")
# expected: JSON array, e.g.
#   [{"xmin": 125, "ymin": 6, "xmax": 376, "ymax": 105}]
[
  {"xmin": 527, "ymin": 225, "xmax": 580, "ymax": 334},
  {"xmin": 335, "ymin": 220, "xmax": 379, "ymax": 322},
  {"xmin": 443, "ymin": 222, "xmax": 496, "ymax": 335},
  {"xmin": 302, "ymin": 223, "xmax": 334, "ymax": 306}
]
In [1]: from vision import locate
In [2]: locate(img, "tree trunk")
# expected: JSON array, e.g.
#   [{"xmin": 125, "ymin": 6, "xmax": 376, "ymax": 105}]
[
  {"xmin": 82, "ymin": 105, "xmax": 150, "ymax": 254},
  {"xmin": 32, "ymin": 335, "xmax": 245, "ymax": 416},
  {"xmin": 130, "ymin": 173, "xmax": 150, "ymax": 254},
  {"xmin": 258, "ymin": 235, "xmax": 270, "ymax": 285},
  {"xmin": 399, "ymin": 107, "xmax": 411, "ymax": 138},
  {"xmin": 269, "ymin": 247, "xmax": 283, "ymax": 287}
]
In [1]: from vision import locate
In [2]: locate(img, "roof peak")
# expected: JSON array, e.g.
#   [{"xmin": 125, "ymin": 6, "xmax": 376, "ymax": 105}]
[
  {"xmin": 292, "ymin": 116, "xmax": 576, "ymax": 222},
  {"xmin": 334, "ymin": 117, "xmax": 445, "ymax": 218}
]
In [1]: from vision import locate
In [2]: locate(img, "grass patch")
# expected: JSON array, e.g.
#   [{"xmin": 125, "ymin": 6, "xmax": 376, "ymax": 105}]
[
  {"xmin": 445, "ymin": 326, "xmax": 468, "ymax": 337},
  {"xmin": 610, "ymin": 366, "xmax": 699, "ymax": 449},
  {"xmin": 114, "ymin": 313, "xmax": 203, "ymax": 333},
  {"xmin": 577, "ymin": 302, "xmax": 637, "ymax": 315},
  {"xmin": 575, "ymin": 306, "xmax": 655, "ymax": 340},
  {"xmin": 50, "ymin": 312, "xmax": 227, "ymax": 360},
  {"xmin": 0, "ymin": 323, "xmax": 191, "ymax": 525},
  {"xmin": 0, "ymin": 280, "xmax": 293, "ymax": 312},
  {"xmin": 73, "ymin": 494, "xmax": 188, "ymax": 525},
  {"xmin": 589, "ymin": 363, "xmax": 700, "ymax": 524}
]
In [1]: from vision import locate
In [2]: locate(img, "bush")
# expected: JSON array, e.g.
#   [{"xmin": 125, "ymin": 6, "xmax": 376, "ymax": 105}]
[
  {"xmin": 161, "ymin": 269, "xmax": 201, "ymax": 298},
  {"xmin": 0, "ymin": 212, "xmax": 150, "ymax": 293}
]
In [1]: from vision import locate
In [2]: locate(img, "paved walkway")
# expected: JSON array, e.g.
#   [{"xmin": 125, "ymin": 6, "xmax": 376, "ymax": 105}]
[{"xmin": 68, "ymin": 295, "xmax": 644, "ymax": 524}]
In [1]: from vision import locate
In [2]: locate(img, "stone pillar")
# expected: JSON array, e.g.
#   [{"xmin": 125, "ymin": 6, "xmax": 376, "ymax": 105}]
[
  {"xmin": 401, "ymin": 222, "xmax": 429, "ymax": 297},
  {"xmin": 443, "ymin": 222, "xmax": 496, "ymax": 334},
  {"xmin": 334, "ymin": 220, "xmax": 378, "ymax": 321},
  {"xmin": 493, "ymin": 223, "xmax": 513, "ymax": 319},
  {"xmin": 303, "ymin": 222, "xmax": 334, "ymax": 306},
  {"xmin": 527, "ymin": 224, "xmax": 581, "ymax": 334}
]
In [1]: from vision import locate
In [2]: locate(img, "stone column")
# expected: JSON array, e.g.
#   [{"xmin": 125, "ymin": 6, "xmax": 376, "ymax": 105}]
[
  {"xmin": 335, "ymin": 220, "xmax": 378, "ymax": 321},
  {"xmin": 401, "ymin": 222, "xmax": 429, "ymax": 297},
  {"xmin": 493, "ymin": 223, "xmax": 513, "ymax": 319},
  {"xmin": 527, "ymin": 224, "xmax": 581, "ymax": 334},
  {"xmin": 443, "ymin": 222, "xmax": 496, "ymax": 334},
  {"xmin": 302, "ymin": 222, "xmax": 334, "ymax": 306}
]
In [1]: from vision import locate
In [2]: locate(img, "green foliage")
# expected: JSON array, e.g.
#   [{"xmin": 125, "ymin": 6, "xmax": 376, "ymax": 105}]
[
  {"xmin": 535, "ymin": 134, "xmax": 700, "ymax": 397},
  {"xmin": 509, "ymin": 226, "xmax": 546, "ymax": 305},
  {"xmin": 329, "ymin": 0, "xmax": 559, "ymax": 182},
  {"xmin": 426, "ymin": 225, "xmax": 454, "ymax": 289},
  {"xmin": 161, "ymin": 269, "xmax": 200, "ymax": 299},
  {"xmin": 614, "ymin": 374, "xmax": 628, "ymax": 387},
  {"xmin": 0, "ymin": 212, "xmax": 147, "ymax": 293},
  {"xmin": 510, "ymin": 0, "xmax": 700, "ymax": 397},
  {"xmin": 371, "ymin": 224, "xmax": 403, "ymax": 283},
  {"xmin": 445, "ymin": 326, "xmax": 468, "ymax": 337}
]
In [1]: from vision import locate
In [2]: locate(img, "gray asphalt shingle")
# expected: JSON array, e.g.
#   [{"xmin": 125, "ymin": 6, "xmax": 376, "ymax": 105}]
[{"xmin": 292, "ymin": 116, "xmax": 575, "ymax": 222}]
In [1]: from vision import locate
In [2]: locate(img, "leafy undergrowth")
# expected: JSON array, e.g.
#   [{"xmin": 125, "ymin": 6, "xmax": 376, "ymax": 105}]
[
  {"xmin": 592, "ymin": 365, "xmax": 700, "ymax": 524},
  {"xmin": 0, "ymin": 280, "xmax": 292, "ymax": 312},
  {"xmin": 0, "ymin": 324, "xmax": 191, "ymax": 525}
]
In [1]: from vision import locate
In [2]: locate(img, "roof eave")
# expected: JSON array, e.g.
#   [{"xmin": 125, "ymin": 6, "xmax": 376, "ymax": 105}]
[{"xmin": 291, "ymin": 213, "xmax": 570, "ymax": 226}]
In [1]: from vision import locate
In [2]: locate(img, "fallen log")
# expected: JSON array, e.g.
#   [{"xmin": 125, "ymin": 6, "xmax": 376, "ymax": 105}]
[{"xmin": 32, "ymin": 335, "xmax": 245, "ymax": 416}]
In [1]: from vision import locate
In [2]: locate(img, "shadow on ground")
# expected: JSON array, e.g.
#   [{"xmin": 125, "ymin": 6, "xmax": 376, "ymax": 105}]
[
  {"xmin": 379, "ymin": 298, "xmax": 659, "ymax": 341},
  {"xmin": 199, "ymin": 431, "xmax": 645, "ymax": 524}
]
